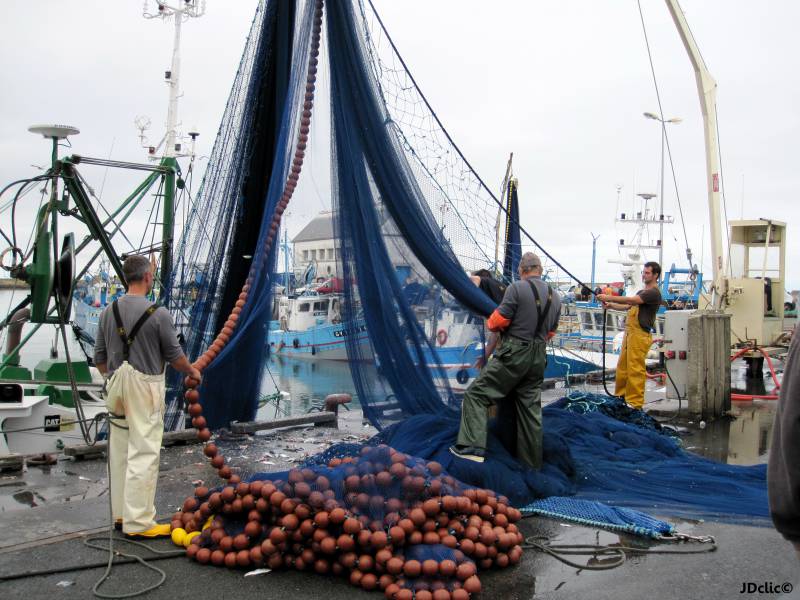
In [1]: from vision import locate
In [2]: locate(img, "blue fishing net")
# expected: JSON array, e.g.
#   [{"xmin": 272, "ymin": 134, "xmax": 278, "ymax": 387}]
[
  {"xmin": 170, "ymin": 0, "xmax": 768, "ymax": 537},
  {"xmin": 355, "ymin": 394, "xmax": 767, "ymax": 524}
]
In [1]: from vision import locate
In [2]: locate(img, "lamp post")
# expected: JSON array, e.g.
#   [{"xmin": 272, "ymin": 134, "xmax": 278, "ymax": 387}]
[
  {"xmin": 643, "ymin": 112, "xmax": 681, "ymax": 269},
  {"xmin": 590, "ymin": 232, "xmax": 599, "ymax": 301}
]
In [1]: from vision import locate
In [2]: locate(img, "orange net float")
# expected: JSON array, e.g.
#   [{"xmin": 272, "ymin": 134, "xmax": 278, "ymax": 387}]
[{"xmin": 170, "ymin": 447, "xmax": 525, "ymax": 599}]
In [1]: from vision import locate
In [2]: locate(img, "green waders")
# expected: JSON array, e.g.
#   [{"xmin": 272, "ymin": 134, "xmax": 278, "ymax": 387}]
[{"xmin": 455, "ymin": 336, "xmax": 547, "ymax": 469}]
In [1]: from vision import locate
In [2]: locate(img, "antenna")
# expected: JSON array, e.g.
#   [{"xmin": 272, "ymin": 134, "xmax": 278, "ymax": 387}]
[{"xmin": 142, "ymin": 1, "xmax": 206, "ymax": 159}]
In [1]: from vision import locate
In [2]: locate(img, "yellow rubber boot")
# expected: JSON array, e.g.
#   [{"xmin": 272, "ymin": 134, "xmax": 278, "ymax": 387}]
[{"xmin": 125, "ymin": 523, "xmax": 172, "ymax": 539}]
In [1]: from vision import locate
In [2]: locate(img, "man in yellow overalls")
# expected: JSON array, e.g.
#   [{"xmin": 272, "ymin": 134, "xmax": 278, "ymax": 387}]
[{"xmin": 597, "ymin": 262, "xmax": 662, "ymax": 409}]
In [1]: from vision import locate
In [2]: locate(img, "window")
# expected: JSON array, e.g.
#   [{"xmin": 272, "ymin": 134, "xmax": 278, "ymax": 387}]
[
  {"xmin": 311, "ymin": 250, "xmax": 317, "ymax": 260},
  {"xmin": 327, "ymin": 248, "xmax": 334, "ymax": 260},
  {"xmin": 581, "ymin": 312, "xmax": 593, "ymax": 328},
  {"xmin": 298, "ymin": 303, "xmax": 310, "ymax": 312},
  {"xmin": 313, "ymin": 300, "xmax": 329, "ymax": 314},
  {"xmin": 303, "ymin": 250, "xmax": 309, "ymax": 261}
]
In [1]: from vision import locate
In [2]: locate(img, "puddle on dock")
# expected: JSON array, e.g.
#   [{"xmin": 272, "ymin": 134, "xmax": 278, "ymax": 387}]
[
  {"xmin": 0, "ymin": 460, "xmax": 108, "ymax": 512},
  {"xmin": 665, "ymin": 358, "xmax": 781, "ymax": 465},
  {"xmin": 679, "ymin": 402, "xmax": 775, "ymax": 464}
]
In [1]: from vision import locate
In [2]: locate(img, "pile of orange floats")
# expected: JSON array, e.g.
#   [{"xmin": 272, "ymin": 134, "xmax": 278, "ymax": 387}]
[{"xmin": 170, "ymin": 445, "xmax": 523, "ymax": 598}]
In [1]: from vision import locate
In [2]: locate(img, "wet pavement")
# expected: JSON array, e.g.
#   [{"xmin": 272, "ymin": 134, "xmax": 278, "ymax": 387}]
[{"xmin": 1, "ymin": 383, "xmax": 798, "ymax": 599}]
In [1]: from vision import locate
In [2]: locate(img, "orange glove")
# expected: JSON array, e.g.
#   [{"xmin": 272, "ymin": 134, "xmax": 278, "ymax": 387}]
[{"xmin": 487, "ymin": 309, "xmax": 511, "ymax": 332}]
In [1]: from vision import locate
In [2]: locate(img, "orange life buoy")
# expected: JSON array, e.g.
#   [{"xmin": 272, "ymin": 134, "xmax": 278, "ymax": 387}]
[{"xmin": 436, "ymin": 329, "xmax": 448, "ymax": 346}]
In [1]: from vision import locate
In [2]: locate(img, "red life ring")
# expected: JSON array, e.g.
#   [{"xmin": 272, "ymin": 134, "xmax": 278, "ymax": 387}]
[{"xmin": 436, "ymin": 329, "xmax": 448, "ymax": 346}]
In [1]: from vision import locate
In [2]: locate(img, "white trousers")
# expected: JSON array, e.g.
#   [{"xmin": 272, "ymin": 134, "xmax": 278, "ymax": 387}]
[{"xmin": 106, "ymin": 362, "xmax": 165, "ymax": 534}]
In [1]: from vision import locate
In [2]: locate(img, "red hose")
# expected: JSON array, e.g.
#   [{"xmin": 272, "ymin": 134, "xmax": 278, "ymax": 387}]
[
  {"xmin": 729, "ymin": 346, "xmax": 781, "ymax": 391},
  {"xmin": 731, "ymin": 393, "xmax": 779, "ymax": 401}
]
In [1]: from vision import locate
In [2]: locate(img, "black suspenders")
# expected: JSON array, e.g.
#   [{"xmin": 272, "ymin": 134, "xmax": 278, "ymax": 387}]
[
  {"xmin": 111, "ymin": 300, "xmax": 159, "ymax": 361},
  {"xmin": 526, "ymin": 279, "xmax": 553, "ymax": 338}
]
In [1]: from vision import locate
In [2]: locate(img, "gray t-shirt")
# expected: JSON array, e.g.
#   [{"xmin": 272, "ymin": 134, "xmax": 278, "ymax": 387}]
[
  {"xmin": 497, "ymin": 277, "xmax": 562, "ymax": 341},
  {"xmin": 94, "ymin": 295, "xmax": 184, "ymax": 375}
]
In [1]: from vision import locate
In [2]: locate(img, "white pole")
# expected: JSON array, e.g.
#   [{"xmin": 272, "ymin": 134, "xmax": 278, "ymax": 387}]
[
  {"xmin": 164, "ymin": 9, "xmax": 183, "ymax": 158},
  {"xmin": 658, "ymin": 122, "xmax": 665, "ymax": 270},
  {"xmin": 143, "ymin": 1, "xmax": 206, "ymax": 158},
  {"xmin": 665, "ymin": 0, "xmax": 725, "ymax": 309}
]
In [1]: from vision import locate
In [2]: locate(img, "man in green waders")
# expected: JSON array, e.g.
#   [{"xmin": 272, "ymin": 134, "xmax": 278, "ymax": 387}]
[{"xmin": 450, "ymin": 252, "xmax": 561, "ymax": 467}]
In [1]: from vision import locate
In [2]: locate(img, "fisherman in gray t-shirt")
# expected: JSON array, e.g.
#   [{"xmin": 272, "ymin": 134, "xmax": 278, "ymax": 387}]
[
  {"xmin": 451, "ymin": 252, "xmax": 561, "ymax": 468},
  {"xmin": 94, "ymin": 255, "xmax": 201, "ymax": 538},
  {"xmin": 95, "ymin": 296, "xmax": 184, "ymax": 375}
]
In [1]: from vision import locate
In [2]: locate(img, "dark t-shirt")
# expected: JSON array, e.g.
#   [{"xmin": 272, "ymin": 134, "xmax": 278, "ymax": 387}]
[
  {"xmin": 636, "ymin": 287, "xmax": 662, "ymax": 331},
  {"xmin": 478, "ymin": 276, "xmax": 507, "ymax": 305}
]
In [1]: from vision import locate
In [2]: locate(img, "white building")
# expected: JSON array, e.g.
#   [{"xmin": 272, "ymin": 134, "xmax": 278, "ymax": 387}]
[
  {"xmin": 293, "ymin": 211, "xmax": 338, "ymax": 280},
  {"xmin": 292, "ymin": 209, "xmax": 425, "ymax": 284}
]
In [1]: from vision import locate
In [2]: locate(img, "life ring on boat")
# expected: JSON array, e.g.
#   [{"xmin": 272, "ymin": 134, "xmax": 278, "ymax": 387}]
[{"xmin": 436, "ymin": 329, "xmax": 448, "ymax": 346}]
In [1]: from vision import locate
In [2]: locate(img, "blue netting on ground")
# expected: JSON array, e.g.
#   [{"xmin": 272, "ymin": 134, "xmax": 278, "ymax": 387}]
[
  {"xmin": 308, "ymin": 393, "xmax": 768, "ymax": 524},
  {"xmin": 519, "ymin": 497, "xmax": 676, "ymax": 539}
]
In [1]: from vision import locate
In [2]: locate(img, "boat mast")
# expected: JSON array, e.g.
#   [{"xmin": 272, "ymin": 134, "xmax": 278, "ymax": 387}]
[
  {"xmin": 143, "ymin": 0, "xmax": 206, "ymax": 301},
  {"xmin": 664, "ymin": 0, "xmax": 725, "ymax": 309},
  {"xmin": 493, "ymin": 153, "xmax": 513, "ymax": 274}
]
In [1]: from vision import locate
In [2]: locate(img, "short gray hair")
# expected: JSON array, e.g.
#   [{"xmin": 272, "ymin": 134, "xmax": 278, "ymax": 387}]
[
  {"xmin": 122, "ymin": 255, "xmax": 152, "ymax": 284},
  {"xmin": 519, "ymin": 252, "xmax": 543, "ymax": 273}
]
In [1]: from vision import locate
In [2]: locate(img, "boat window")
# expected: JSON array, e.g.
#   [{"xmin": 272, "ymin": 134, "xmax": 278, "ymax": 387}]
[
  {"xmin": 313, "ymin": 300, "xmax": 329, "ymax": 312},
  {"xmin": 581, "ymin": 312, "xmax": 594, "ymax": 328},
  {"xmin": 327, "ymin": 248, "xmax": 334, "ymax": 260},
  {"xmin": 594, "ymin": 313, "xmax": 604, "ymax": 328},
  {"xmin": 303, "ymin": 250, "xmax": 309, "ymax": 261},
  {"xmin": 298, "ymin": 303, "xmax": 310, "ymax": 312}
]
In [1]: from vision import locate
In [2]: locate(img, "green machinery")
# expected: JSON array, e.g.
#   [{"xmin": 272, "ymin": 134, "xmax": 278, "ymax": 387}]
[{"xmin": 0, "ymin": 125, "xmax": 179, "ymax": 408}]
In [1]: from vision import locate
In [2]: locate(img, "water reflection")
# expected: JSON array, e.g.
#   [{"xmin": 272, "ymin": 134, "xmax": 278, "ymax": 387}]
[
  {"xmin": 258, "ymin": 355, "xmax": 372, "ymax": 420},
  {"xmin": 686, "ymin": 402, "xmax": 776, "ymax": 465}
]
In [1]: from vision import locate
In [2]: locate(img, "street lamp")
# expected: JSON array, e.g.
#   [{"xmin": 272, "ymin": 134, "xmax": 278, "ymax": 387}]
[{"xmin": 643, "ymin": 112, "xmax": 682, "ymax": 270}]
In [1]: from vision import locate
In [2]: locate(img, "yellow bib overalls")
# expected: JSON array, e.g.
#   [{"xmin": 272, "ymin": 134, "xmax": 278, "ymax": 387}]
[{"xmin": 614, "ymin": 304, "xmax": 653, "ymax": 409}]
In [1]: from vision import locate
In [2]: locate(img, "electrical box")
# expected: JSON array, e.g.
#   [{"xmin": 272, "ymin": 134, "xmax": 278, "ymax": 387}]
[
  {"xmin": 664, "ymin": 310, "xmax": 692, "ymax": 400},
  {"xmin": 663, "ymin": 310, "xmax": 731, "ymax": 418}
]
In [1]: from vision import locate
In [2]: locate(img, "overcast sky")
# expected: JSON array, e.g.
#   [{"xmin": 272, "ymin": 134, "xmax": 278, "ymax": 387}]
[{"xmin": 1, "ymin": 1, "xmax": 798, "ymax": 291}]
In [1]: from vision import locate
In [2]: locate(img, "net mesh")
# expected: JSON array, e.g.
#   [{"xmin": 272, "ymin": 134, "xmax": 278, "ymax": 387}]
[{"xmin": 167, "ymin": 5, "xmax": 768, "ymax": 589}]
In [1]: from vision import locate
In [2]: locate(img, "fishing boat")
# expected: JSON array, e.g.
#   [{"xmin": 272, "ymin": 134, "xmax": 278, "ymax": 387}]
[{"xmin": 0, "ymin": 1, "xmax": 206, "ymax": 457}]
